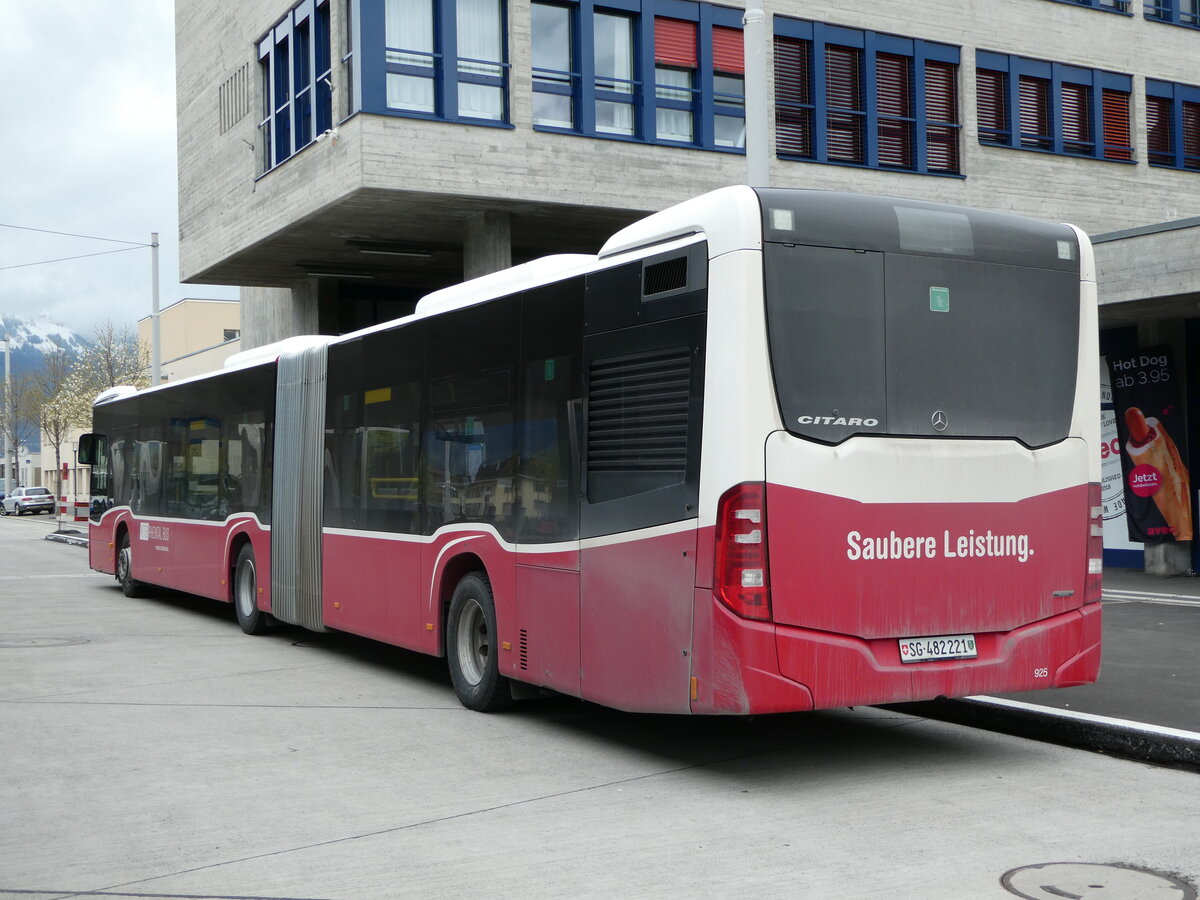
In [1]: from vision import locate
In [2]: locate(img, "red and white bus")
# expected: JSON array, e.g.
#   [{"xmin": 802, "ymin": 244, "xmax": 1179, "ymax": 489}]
[{"xmin": 81, "ymin": 187, "xmax": 1102, "ymax": 714}]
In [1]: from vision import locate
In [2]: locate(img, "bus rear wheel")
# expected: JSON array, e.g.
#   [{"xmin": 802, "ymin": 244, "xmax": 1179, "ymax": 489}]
[
  {"xmin": 117, "ymin": 532, "xmax": 149, "ymax": 598},
  {"xmin": 446, "ymin": 572, "xmax": 512, "ymax": 712},
  {"xmin": 234, "ymin": 543, "xmax": 275, "ymax": 635}
]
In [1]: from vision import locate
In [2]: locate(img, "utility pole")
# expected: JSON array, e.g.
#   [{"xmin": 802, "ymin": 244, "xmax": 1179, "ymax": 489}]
[
  {"xmin": 150, "ymin": 232, "xmax": 161, "ymax": 385},
  {"xmin": 743, "ymin": 7, "xmax": 769, "ymax": 187},
  {"xmin": 3, "ymin": 338, "xmax": 10, "ymax": 495}
]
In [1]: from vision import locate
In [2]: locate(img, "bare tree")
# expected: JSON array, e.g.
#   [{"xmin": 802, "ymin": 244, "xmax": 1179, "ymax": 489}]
[
  {"xmin": 55, "ymin": 321, "xmax": 150, "ymax": 429},
  {"xmin": 36, "ymin": 346, "xmax": 77, "ymax": 496},
  {"xmin": 0, "ymin": 372, "xmax": 44, "ymax": 486}
]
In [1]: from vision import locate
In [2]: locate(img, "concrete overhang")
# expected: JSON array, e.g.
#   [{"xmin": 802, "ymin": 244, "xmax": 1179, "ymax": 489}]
[
  {"xmin": 1093, "ymin": 217, "xmax": 1200, "ymax": 328},
  {"xmin": 184, "ymin": 187, "xmax": 645, "ymax": 292}
]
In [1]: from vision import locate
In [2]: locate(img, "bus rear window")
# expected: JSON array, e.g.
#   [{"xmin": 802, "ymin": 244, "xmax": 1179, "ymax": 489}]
[{"xmin": 763, "ymin": 242, "xmax": 1080, "ymax": 447}]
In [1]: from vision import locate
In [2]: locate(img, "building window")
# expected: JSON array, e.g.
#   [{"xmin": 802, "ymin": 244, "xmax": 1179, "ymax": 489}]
[
  {"xmin": 532, "ymin": 3, "xmax": 575, "ymax": 127},
  {"xmin": 654, "ymin": 18, "xmax": 697, "ymax": 142},
  {"xmin": 1146, "ymin": 80, "xmax": 1200, "ymax": 170},
  {"xmin": 531, "ymin": 0, "xmax": 745, "ymax": 151},
  {"xmin": 1145, "ymin": 0, "xmax": 1200, "ymax": 27},
  {"xmin": 357, "ymin": 0, "xmax": 508, "ymax": 123},
  {"xmin": 773, "ymin": 20, "xmax": 961, "ymax": 175},
  {"xmin": 1044, "ymin": 0, "xmax": 1131, "ymax": 12},
  {"xmin": 258, "ymin": 0, "xmax": 333, "ymax": 173},
  {"xmin": 975, "ymin": 52, "xmax": 1132, "ymax": 162},
  {"xmin": 594, "ymin": 11, "xmax": 636, "ymax": 135}
]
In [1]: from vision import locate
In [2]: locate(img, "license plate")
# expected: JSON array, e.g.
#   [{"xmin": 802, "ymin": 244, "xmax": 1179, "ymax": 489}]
[{"xmin": 898, "ymin": 634, "xmax": 977, "ymax": 664}]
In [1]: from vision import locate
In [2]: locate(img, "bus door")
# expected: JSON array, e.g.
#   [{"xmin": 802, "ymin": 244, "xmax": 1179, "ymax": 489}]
[{"xmin": 577, "ymin": 249, "xmax": 707, "ymax": 713}]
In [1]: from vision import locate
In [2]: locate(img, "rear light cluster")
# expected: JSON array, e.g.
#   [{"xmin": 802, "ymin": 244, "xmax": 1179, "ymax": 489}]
[
  {"xmin": 1085, "ymin": 481, "xmax": 1103, "ymax": 604},
  {"xmin": 715, "ymin": 482, "xmax": 771, "ymax": 621}
]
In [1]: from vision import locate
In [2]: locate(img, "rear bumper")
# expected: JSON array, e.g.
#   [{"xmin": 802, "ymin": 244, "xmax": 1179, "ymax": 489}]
[{"xmin": 691, "ymin": 594, "xmax": 1101, "ymax": 714}]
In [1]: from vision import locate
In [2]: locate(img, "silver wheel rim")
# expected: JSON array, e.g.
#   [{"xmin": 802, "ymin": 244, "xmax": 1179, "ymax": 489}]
[
  {"xmin": 455, "ymin": 597, "xmax": 489, "ymax": 686},
  {"xmin": 117, "ymin": 545, "xmax": 131, "ymax": 584},
  {"xmin": 236, "ymin": 558, "xmax": 256, "ymax": 620}
]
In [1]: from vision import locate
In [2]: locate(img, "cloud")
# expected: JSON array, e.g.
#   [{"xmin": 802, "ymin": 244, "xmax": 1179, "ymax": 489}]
[{"xmin": 0, "ymin": 1, "xmax": 238, "ymax": 341}]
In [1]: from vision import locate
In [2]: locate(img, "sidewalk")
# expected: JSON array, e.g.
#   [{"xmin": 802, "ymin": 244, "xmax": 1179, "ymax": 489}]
[{"xmin": 902, "ymin": 567, "xmax": 1200, "ymax": 769}]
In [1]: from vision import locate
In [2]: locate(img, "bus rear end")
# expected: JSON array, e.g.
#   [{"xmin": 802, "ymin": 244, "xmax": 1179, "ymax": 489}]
[{"xmin": 693, "ymin": 189, "xmax": 1101, "ymax": 714}]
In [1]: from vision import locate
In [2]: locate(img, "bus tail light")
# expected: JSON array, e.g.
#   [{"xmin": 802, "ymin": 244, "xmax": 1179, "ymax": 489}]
[
  {"xmin": 715, "ymin": 482, "xmax": 772, "ymax": 621},
  {"xmin": 1085, "ymin": 482, "xmax": 1103, "ymax": 604}
]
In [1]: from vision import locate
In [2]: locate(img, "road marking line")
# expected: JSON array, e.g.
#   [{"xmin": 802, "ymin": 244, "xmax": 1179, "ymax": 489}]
[{"xmin": 1103, "ymin": 589, "xmax": 1200, "ymax": 608}]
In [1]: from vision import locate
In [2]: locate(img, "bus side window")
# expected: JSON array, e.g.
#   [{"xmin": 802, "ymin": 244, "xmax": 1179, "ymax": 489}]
[{"xmin": 83, "ymin": 434, "xmax": 111, "ymax": 503}]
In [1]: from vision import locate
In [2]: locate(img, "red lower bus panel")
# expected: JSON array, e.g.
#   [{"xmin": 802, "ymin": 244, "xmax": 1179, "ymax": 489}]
[{"xmin": 773, "ymin": 602, "xmax": 1101, "ymax": 709}]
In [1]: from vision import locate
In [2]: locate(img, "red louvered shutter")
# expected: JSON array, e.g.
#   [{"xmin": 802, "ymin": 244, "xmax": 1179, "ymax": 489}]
[
  {"xmin": 655, "ymin": 18, "xmax": 696, "ymax": 67},
  {"xmin": 1060, "ymin": 82, "xmax": 1092, "ymax": 154},
  {"xmin": 1018, "ymin": 75, "xmax": 1050, "ymax": 149},
  {"xmin": 712, "ymin": 26, "xmax": 743, "ymax": 74},
  {"xmin": 976, "ymin": 68, "xmax": 1007, "ymax": 143},
  {"xmin": 1101, "ymin": 89, "xmax": 1132, "ymax": 160},
  {"xmin": 925, "ymin": 60, "xmax": 959, "ymax": 173},
  {"xmin": 825, "ymin": 45, "xmax": 863, "ymax": 162},
  {"xmin": 876, "ymin": 53, "xmax": 912, "ymax": 168},
  {"xmin": 774, "ymin": 36, "xmax": 812, "ymax": 157},
  {"xmin": 1146, "ymin": 95, "xmax": 1172, "ymax": 165},
  {"xmin": 1183, "ymin": 101, "xmax": 1200, "ymax": 169}
]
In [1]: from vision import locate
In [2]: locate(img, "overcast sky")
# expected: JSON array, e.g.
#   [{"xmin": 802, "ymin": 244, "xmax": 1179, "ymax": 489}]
[{"xmin": 0, "ymin": 2, "xmax": 239, "ymax": 341}]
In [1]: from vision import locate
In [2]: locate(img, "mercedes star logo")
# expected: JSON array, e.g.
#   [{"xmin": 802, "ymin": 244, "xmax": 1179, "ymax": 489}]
[{"xmin": 932, "ymin": 410, "xmax": 948, "ymax": 431}]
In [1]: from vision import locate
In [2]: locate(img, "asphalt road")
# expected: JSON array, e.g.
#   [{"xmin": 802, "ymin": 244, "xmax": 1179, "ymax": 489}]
[{"xmin": 2, "ymin": 513, "xmax": 1198, "ymax": 899}]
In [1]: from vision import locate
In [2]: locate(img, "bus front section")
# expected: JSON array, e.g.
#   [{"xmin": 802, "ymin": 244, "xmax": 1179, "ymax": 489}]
[{"xmin": 693, "ymin": 190, "xmax": 1101, "ymax": 715}]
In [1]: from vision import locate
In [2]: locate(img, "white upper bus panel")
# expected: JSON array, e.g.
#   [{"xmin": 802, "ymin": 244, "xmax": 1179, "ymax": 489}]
[
  {"xmin": 416, "ymin": 254, "xmax": 596, "ymax": 317},
  {"xmin": 600, "ymin": 185, "xmax": 763, "ymax": 259}
]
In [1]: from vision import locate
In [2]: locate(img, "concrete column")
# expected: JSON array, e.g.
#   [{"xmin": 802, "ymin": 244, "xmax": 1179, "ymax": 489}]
[
  {"xmin": 463, "ymin": 210, "xmax": 512, "ymax": 282},
  {"xmin": 241, "ymin": 282, "xmax": 321, "ymax": 349}
]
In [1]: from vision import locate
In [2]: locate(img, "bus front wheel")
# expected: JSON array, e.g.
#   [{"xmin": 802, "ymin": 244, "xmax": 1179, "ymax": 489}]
[
  {"xmin": 446, "ymin": 572, "xmax": 512, "ymax": 712},
  {"xmin": 117, "ymin": 532, "xmax": 149, "ymax": 598},
  {"xmin": 234, "ymin": 543, "xmax": 276, "ymax": 635}
]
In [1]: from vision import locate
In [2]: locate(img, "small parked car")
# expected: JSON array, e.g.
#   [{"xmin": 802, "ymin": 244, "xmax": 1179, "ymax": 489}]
[{"xmin": 1, "ymin": 487, "xmax": 56, "ymax": 516}]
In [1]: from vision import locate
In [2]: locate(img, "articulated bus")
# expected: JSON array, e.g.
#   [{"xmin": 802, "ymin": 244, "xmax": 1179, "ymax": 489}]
[{"xmin": 81, "ymin": 187, "xmax": 1102, "ymax": 714}]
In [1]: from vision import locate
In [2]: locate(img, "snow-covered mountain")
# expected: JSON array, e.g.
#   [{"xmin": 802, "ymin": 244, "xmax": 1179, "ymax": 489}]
[
  {"xmin": 0, "ymin": 314, "xmax": 89, "ymax": 375},
  {"xmin": 0, "ymin": 315, "xmax": 91, "ymax": 454}
]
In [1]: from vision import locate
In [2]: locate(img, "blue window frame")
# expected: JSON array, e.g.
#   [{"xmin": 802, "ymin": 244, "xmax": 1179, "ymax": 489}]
[
  {"xmin": 975, "ymin": 52, "xmax": 1133, "ymax": 162},
  {"xmin": 1146, "ymin": 80, "xmax": 1200, "ymax": 170},
  {"xmin": 1145, "ymin": 0, "xmax": 1200, "ymax": 27},
  {"xmin": 356, "ymin": 0, "xmax": 510, "ymax": 124},
  {"xmin": 259, "ymin": 0, "xmax": 334, "ymax": 173},
  {"xmin": 531, "ymin": 0, "xmax": 746, "ymax": 152},
  {"xmin": 1044, "ymin": 0, "xmax": 1131, "ymax": 13},
  {"xmin": 772, "ymin": 18, "xmax": 961, "ymax": 175}
]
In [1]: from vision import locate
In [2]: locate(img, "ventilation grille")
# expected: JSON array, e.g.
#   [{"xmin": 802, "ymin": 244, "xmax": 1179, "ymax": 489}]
[
  {"xmin": 588, "ymin": 348, "xmax": 691, "ymax": 474},
  {"xmin": 643, "ymin": 257, "xmax": 688, "ymax": 296},
  {"xmin": 519, "ymin": 629, "xmax": 529, "ymax": 671},
  {"xmin": 219, "ymin": 63, "xmax": 252, "ymax": 134}
]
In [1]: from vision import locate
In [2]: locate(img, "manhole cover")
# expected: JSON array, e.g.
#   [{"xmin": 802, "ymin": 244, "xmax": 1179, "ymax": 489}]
[
  {"xmin": 0, "ymin": 637, "xmax": 90, "ymax": 649},
  {"xmin": 1003, "ymin": 862, "xmax": 1197, "ymax": 899}
]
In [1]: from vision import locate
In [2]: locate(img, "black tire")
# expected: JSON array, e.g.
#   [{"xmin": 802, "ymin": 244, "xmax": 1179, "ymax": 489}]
[
  {"xmin": 0, "ymin": 505, "xmax": 7, "ymax": 516},
  {"xmin": 446, "ymin": 571, "xmax": 512, "ymax": 712},
  {"xmin": 116, "ymin": 532, "xmax": 149, "ymax": 598},
  {"xmin": 233, "ymin": 543, "xmax": 275, "ymax": 635},
  {"xmin": 15, "ymin": 507, "xmax": 23, "ymax": 516}
]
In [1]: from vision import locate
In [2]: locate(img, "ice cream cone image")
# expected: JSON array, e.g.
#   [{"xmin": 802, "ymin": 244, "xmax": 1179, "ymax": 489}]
[{"xmin": 1125, "ymin": 407, "xmax": 1193, "ymax": 540}]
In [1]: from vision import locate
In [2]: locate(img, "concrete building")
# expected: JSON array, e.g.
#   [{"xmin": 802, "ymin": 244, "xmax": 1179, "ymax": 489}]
[
  {"xmin": 175, "ymin": 0, "xmax": 1200, "ymax": 571},
  {"xmin": 137, "ymin": 297, "xmax": 243, "ymax": 383}
]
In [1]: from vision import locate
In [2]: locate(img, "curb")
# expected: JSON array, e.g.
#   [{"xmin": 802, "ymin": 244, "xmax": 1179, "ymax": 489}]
[
  {"xmin": 887, "ymin": 696, "xmax": 1200, "ymax": 771},
  {"xmin": 45, "ymin": 531, "xmax": 89, "ymax": 547}
]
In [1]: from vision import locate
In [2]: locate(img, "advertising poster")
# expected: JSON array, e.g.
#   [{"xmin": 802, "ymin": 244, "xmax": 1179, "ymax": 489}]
[
  {"xmin": 1099, "ymin": 358, "xmax": 1140, "ymax": 554},
  {"xmin": 1107, "ymin": 348, "xmax": 1194, "ymax": 543}
]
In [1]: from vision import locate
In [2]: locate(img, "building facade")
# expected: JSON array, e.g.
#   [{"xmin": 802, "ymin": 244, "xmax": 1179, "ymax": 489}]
[
  {"xmin": 137, "ymin": 297, "xmax": 243, "ymax": 383},
  {"xmin": 176, "ymin": 0, "xmax": 1200, "ymax": 571}
]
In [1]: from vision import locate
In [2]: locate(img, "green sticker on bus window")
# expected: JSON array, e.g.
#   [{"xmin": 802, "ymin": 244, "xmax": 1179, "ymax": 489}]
[
  {"xmin": 545, "ymin": 359, "xmax": 556, "ymax": 381},
  {"xmin": 929, "ymin": 286, "xmax": 950, "ymax": 312}
]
